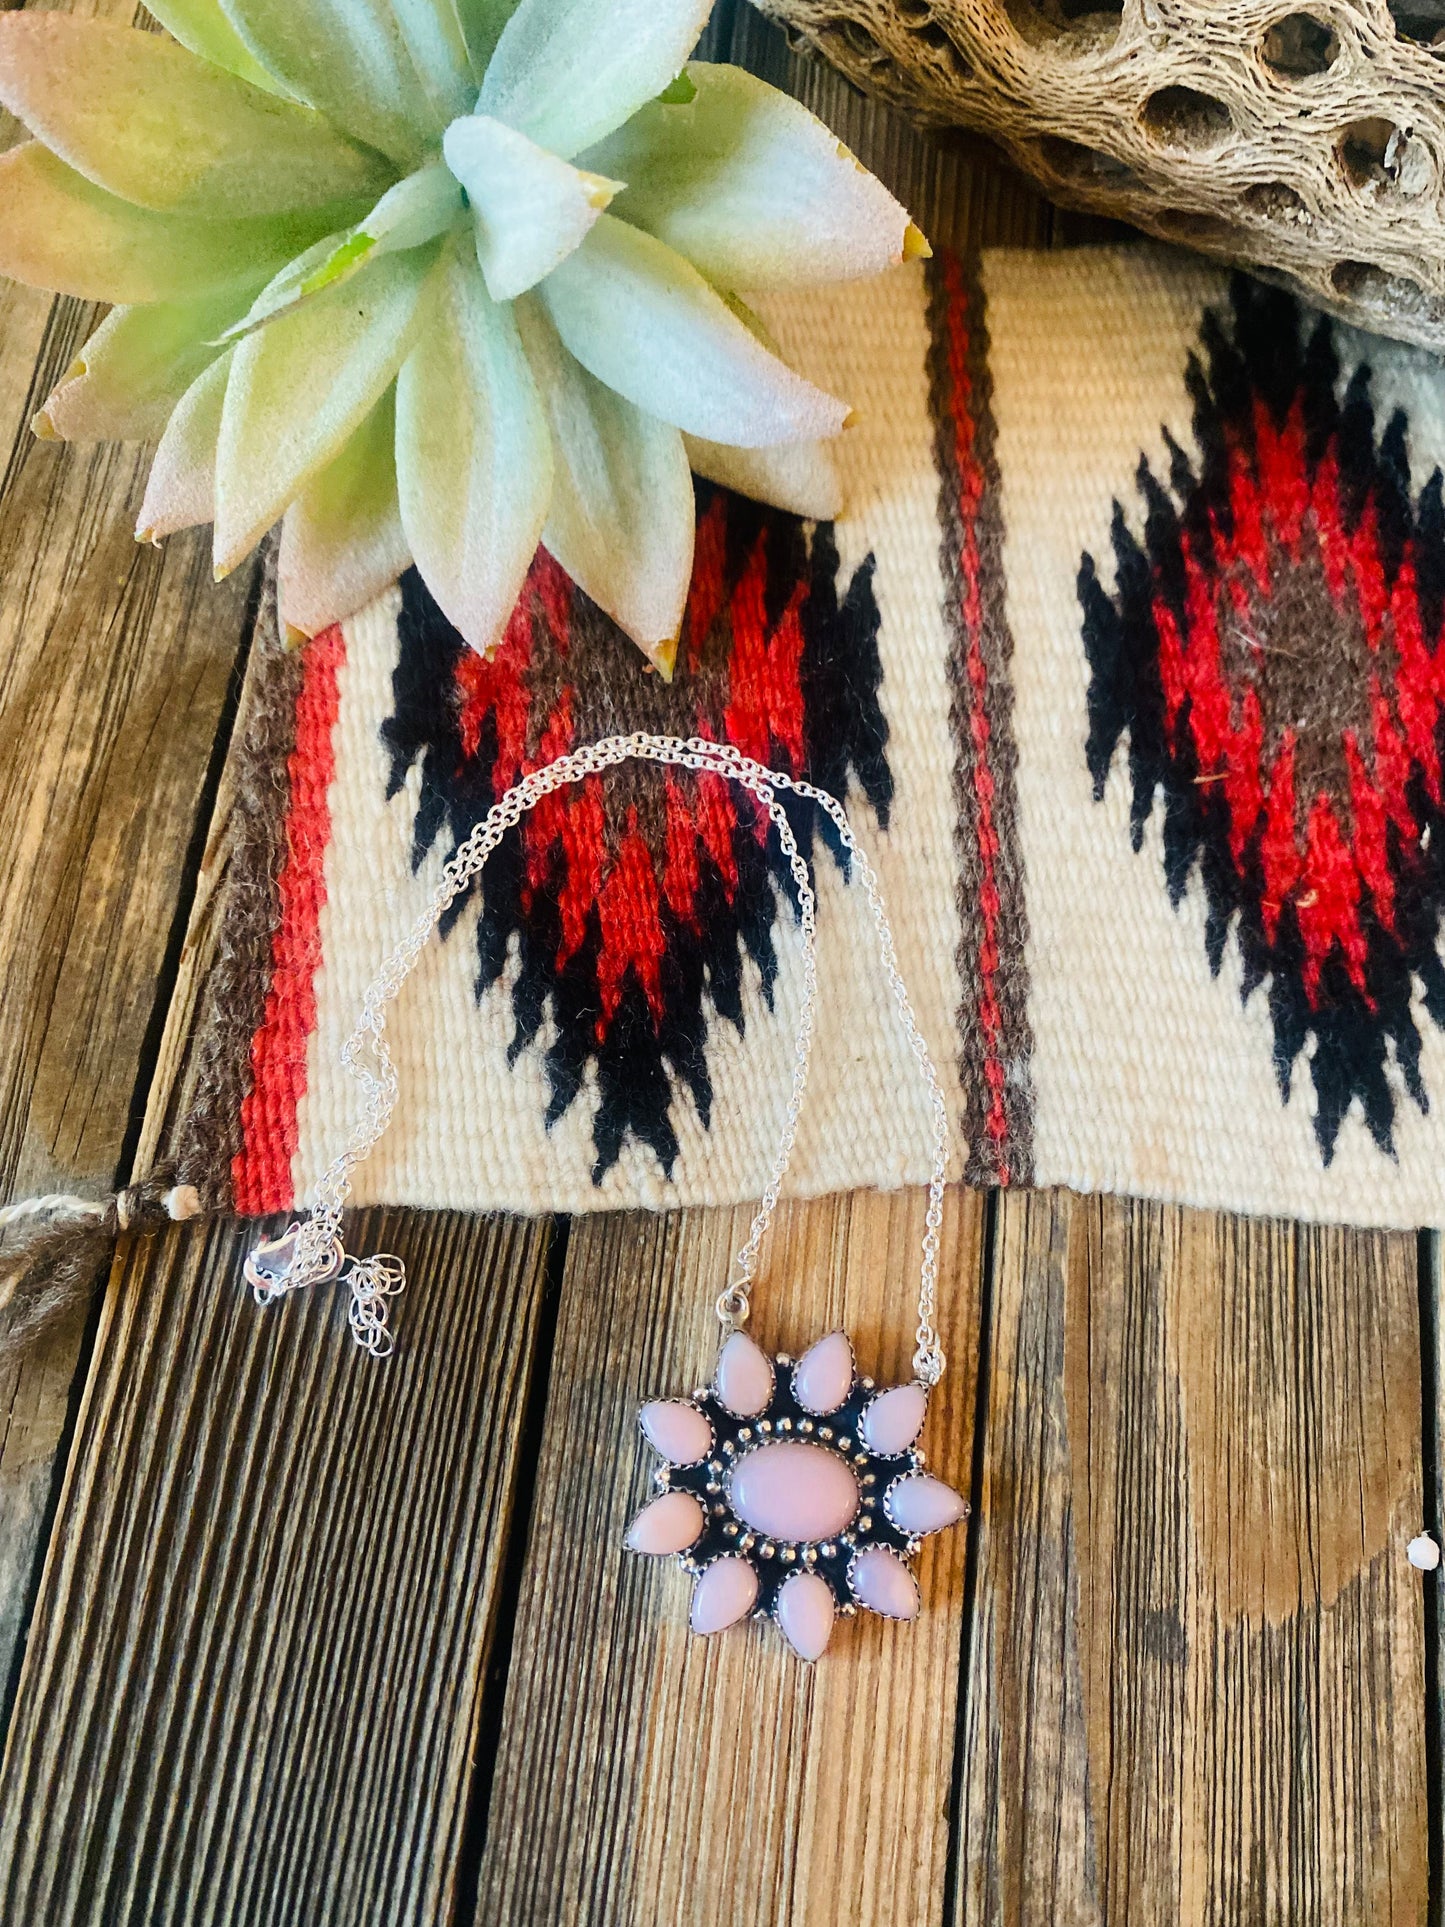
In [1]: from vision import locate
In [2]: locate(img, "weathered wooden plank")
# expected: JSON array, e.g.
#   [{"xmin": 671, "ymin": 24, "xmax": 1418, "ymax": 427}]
[
  {"xmin": 0, "ymin": 1207, "xmax": 553, "ymax": 1924},
  {"xmin": 0, "ymin": 192, "xmax": 259, "ymax": 1735},
  {"xmin": 0, "ymin": 410, "xmax": 254, "ymax": 1196},
  {"xmin": 959, "ymin": 1190, "xmax": 1429, "ymax": 1926},
  {"xmin": 475, "ymin": 1188, "xmax": 985, "ymax": 1925},
  {"xmin": 1424, "ymin": 1231, "xmax": 1443, "ymax": 1916}
]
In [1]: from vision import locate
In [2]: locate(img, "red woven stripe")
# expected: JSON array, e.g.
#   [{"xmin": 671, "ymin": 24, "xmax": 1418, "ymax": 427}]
[
  {"xmin": 943, "ymin": 253, "xmax": 1011, "ymax": 1182},
  {"xmin": 232, "ymin": 624, "xmax": 347, "ymax": 1215}
]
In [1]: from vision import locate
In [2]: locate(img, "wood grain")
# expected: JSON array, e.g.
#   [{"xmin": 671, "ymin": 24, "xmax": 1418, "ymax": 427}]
[
  {"xmin": 0, "ymin": 0, "xmax": 262, "ymax": 1712},
  {"xmin": 1424, "ymin": 1230, "xmax": 1443, "ymax": 1922},
  {"xmin": 958, "ymin": 1191, "xmax": 1430, "ymax": 1926},
  {"xmin": 0, "ymin": 1208, "xmax": 553, "ymax": 1925},
  {"xmin": 474, "ymin": 1188, "xmax": 985, "ymax": 1926}
]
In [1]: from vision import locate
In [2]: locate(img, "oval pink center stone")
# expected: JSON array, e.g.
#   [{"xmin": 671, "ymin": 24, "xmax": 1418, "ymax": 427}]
[{"xmin": 728, "ymin": 1440, "xmax": 859, "ymax": 1543}]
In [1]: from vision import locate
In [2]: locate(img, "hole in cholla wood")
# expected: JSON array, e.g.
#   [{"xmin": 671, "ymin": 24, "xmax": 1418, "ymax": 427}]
[
  {"xmin": 1259, "ymin": 11, "xmax": 1339, "ymax": 76},
  {"xmin": 912, "ymin": 16, "xmax": 973, "ymax": 77},
  {"xmin": 1151, "ymin": 208, "xmax": 1238, "ymax": 247},
  {"xmin": 1141, "ymin": 85, "xmax": 1233, "ymax": 152},
  {"xmin": 1242, "ymin": 179, "xmax": 1312, "ymax": 225},
  {"xmin": 1338, "ymin": 116, "xmax": 1404, "ymax": 189},
  {"xmin": 1001, "ymin": 0, "xmax": 1122, "ymax": 41},
  {"xmin": 1336, "ymin": 117, "xmax": 1434, "ymax": 199}
]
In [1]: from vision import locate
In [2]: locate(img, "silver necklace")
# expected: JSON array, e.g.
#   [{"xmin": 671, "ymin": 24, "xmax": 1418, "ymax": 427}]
[{"xmin": 243, "ymin": 732, "xmax": 966, "ymax": 1660}]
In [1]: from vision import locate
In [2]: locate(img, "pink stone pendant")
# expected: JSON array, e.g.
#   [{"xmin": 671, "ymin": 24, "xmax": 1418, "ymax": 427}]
[{"xmin": 625, "ymin": 1329, "xmax": 968, "ymax": 1660}]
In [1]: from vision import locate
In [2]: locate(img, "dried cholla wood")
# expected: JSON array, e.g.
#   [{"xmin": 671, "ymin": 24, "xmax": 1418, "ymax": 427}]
[{"xmin": 756, "ymin": 0, "xmax": 1445, "ymax": 353}]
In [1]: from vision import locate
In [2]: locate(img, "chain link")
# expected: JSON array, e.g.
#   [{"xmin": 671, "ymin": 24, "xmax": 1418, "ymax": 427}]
[{"xmin": 243, "ymin": 733, "xmax": 952, "ymax": 1384}]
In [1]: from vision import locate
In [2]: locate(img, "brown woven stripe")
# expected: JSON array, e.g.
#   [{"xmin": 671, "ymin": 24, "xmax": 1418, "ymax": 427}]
[
  {"xmin": 171, "ymin": 547, "xmax": 307, "ymax": 1209},
  {"xmin": 927, "ymin": 253, "xmax": 1037, "ymax": 1186}
]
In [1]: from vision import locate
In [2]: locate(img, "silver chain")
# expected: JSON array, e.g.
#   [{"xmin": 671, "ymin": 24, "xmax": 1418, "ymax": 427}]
[{"xmin": 242, "ymin": 733, "xmax": 951, "ymax": 1383}]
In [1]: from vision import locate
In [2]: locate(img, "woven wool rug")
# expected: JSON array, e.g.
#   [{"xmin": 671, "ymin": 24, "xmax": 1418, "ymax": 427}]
[{"xmin": 170, "ymin": 246, "xmax": 1445, "ymax": 1228}]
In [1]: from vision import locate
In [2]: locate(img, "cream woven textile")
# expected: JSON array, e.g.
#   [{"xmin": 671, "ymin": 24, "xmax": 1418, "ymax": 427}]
[{"xmin": 176, "ymin": 246, "xmax": 1445, "ymax": 1227}]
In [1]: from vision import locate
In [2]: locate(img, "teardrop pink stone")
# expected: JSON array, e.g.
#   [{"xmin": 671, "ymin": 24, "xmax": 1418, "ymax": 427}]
[
  {"xmin": 850, "ymin": 1545, "xmax": 919, "ymax": 1620},
  {"xmin": 625, "ymin": 1490, "xmax": 704, "ymax": 1556},
  {"xmin": 861, "ymin": 1383, "xmax": 928, "ymax": 1457},
  {"xmin": 715, "ymin": 1331, "xmax": 773, "ymax": 1417},
  {"xmin": 776, "ymin": 1569, "xmax": 835, "ymax": 1661},
  {"xmin": 728, "ymin": 1441, "xmax": 859, "ymax": 1542},
  {"xmin": 887, "ymin": 1474, "xmax": 967, "ymax": 1535},
  {"xmin": 690, "ymin": 1557, "xmax": 759, "ymax": 1635},
  {"xmin": 792, "ymin": 1332, "xmax": 855, "ymax": 1414},
  {"xmin": 639, "ymin": 1400, "xmax": 713, "ymax": 1465}
]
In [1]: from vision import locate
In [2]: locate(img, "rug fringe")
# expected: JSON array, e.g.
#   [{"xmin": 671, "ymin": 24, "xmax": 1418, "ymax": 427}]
[{"xmin": 0, "ymin": 1172, "xmax": 202, "ymax": 1355}]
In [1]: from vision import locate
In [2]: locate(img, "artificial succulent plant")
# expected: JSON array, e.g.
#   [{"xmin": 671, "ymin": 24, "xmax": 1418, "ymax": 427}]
[{"xmin": 0, "ymin": 0, "xmax": 925, "ymax": 672}]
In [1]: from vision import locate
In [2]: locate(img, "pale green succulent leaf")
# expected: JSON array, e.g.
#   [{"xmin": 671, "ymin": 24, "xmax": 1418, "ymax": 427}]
[
  {"xmin": 0, "ymin": 15, "xmax": 391, "ymax": 220},
  {"xmin": 682, "ymin": 433, "xmax": 843, "ymax": 522},
  {"xmin": 516, "ymin": 295, "xmax": 692, "ymax": 664},
  {"xmin": 443, "ymin": 115, "xmax": 617, "ymax": 303},
  {"xmin": 0, "ymin": 143, "xmax": 326, "ymax": 303},
  {"xmin": 391, "ymin": 0, "xmax": 477, "ymax": 131},
  {"xmin": 479, "ymin": 0, "xmax": 712, "ymax": 161},
  {"xmin": 215, "ymin": 243, "xmax": 440, "ymax": 575},
  {"xmin": 217, "ymin": 0, "xmax": 438, "ymax": 161},
  {"xmin": 145, "ymin": 0, "xmax": 290, "ymax": 95},
  {"xmin": 216, "ymin": 169, "xmax": 463, "ymax": 345},
  {"xmin": 396, "ymin": 250, "xmax": 553, "ymax": 656},
  {"xmin": 37, "ymin": 281, "xmax": 269, "ymax": 443},
  {"xmin": 582, "ymin": 62, "xmax": 920, "ymax": 290},
  {"xmin": 278, "ymin": 389, "xmax": 411, "ymax": 637},
  {"xmin": 539, "ymin": 214, "xmax": 850, "ymax": 448},
  {"xmin": 456, "ymin": 0, "xmax": 522, "ymax": 77},
  {"xmin": 137, "ymin": 350, "xmax": 233, "ymax": 543}
]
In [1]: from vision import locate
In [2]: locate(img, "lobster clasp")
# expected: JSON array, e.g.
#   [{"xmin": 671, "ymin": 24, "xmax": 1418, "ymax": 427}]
[{"xmin": 243, "ymin": 1222, "xmax": 342, "ymax": 1303}]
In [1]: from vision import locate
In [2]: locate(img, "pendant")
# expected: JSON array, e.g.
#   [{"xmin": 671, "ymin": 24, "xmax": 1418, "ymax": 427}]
[{"xmin": 626, "ymin": 1329, "xmax": 968, "ymax": 1660}]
